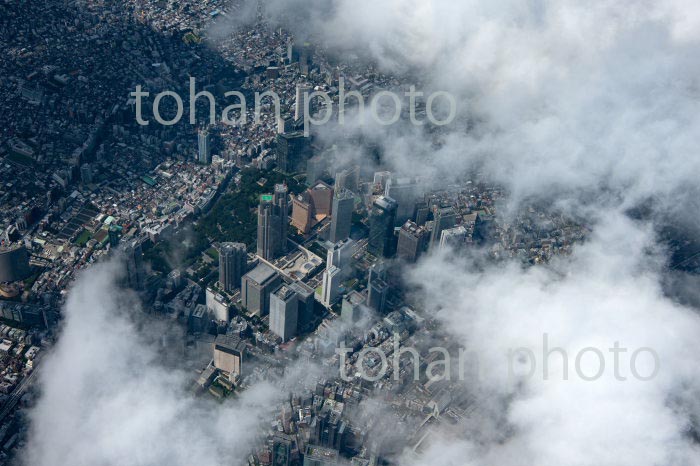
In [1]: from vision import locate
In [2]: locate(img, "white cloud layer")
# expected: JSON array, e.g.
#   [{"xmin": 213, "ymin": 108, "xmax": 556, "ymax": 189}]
[{"xmin": 404, "ymin": 212, "xmax": 700, "ymax": 466}]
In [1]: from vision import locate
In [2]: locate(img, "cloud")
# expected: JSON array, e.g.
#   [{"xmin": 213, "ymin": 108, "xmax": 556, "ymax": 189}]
[
  {"xmin": 21, "ymin": 260, "xmax": 280, "ymax": 466},
  {"xmin": 402, "ymin": 211, "xmax": 700, "ymax": 466}
]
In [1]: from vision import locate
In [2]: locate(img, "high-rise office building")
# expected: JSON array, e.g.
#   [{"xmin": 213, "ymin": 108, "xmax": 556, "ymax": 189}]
[
  {"xmin": 108, "ymin": 225, "xmax": 121, "ymax": 247},
  {"xmin": 366, "ymin": 262, "xmax": 388, "ymax": 314},
  {"xmin": 295, "ymin": 84, "xmax": 311, "ymax": 121},
  {"xmin": 270, "ymin": 285, "xmax": 299, "ymax": 342},
  {"xmin": 384, "ymin": 177, "xmax": 420, "ymax": 226},
  {"xmin": 306, "ymin": 153, "xmax": 327, "ymax": 186},
  {"xmin": 291, "ymin": 192, "xmax": 315, "ymax": 234},
  {"xmin": 241, "ymin": 263, "xmax": 281, "ymax": 316},
  {"xmin": 122, "ymin": 239, "xmax": 145, "ymax": 290},
  {"xmin": 291, "ymin": 181, "xmax": 334, "ymax": 234},
  {"xmin": 341, "ymin": 290, "xmax": 366, "ymax": 324},
  {"xmin": 288, "ymin": 281, "xmax": 315, "ymax": 333},
  {"xmin": 334, "ymin": 166, "xmax": 359, "ymax": 193},
  {"xmin": 367, "ymin": 196, "xmax": 398, "ymax": 258},
  {"xmin": 322, "ymin": 265, "xmax": 342, "ymax": 306},
  {"xmin": 329, "ymin": 190, "xmax": 354, "ymax": 243},
  {"xmin": 430, "ymin": 206, "xmax": 457, "ymax": 250},
  {"xmin": 198, "ymin": 128, "xmax": 211, "ymax": 164},
  {"xmin": 326, "ymin": 239, "xmax": 354, "ymax": 270},
  {"xmin": 397, "ymin": 220, "xmax": 429, "ymax": 263},
  {"xmin": 80, "ymin": 163, "xmax": 93, "ymax": 184},
  {"xmin": 373, "ymin": 171, "xmax": 391, "ymax": 191},
  {"xmin": 213, "ymin": 334, "xmax": 245, "ymax": 377},
  {"xmin": 276, "ymin": 132, "xmax": 311, "ymax": 173},
  {"xmin": 219, "ymin": 242, "xmax": 247, "ymax": 292},
  {"xmin": 439, "ymin": 225, "xmax": 467, "ymax": 250},
  {"xmin": 0, "ymin": 244, "xmax": 31, "ymax": 283},
  {"xmin": 414, "ymin": 202, "xmax": 430, "ymax": 226},
  {"xmin": 277, "ymin": 114, "xmax": 293, "ymax": 134},
  {"xmin": 206, "ymin": 287, "xmax": 230, "ymax": 322}
]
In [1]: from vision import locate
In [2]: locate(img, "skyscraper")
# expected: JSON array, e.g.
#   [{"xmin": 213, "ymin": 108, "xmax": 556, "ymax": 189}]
[
  {"xmin": 306, "ymin": 153, "xmax": 327, "ymax": 186},
  {"xmin": 334, "ymin": 166, "xmax": 359, "ymax": 193},
  {"xmin": 257, "ymin": 188, "xmax": 288, "ymax": 260},
  {"xmin": 270, "ymin": 285, "xmax": 299, "ymax": 342},
  {"xmin": 276, "ymin": 132, "xmax": 311, "ymax": 173},
  {"xmin": 291, "ymin": 192, "xmax": 315, "ymax": 234},
  {"xmin": 295, "ymin": 83, "xmax": 311, "ymax": 121},
  {"xmin": 430, "ymin": 206, "xmax": 457, "ymax": 250},
  {"xmin": 329, "ymin": 190, "xmax": 354, "ymax": 243},
  {"xmin": 122, "ymin": 239, "xmax": 145, "ymax": 290},
  {"xmin": 367, "ymin": 196, "xmax": 398, "ymax": 258},
  {"xmin": 288, "ymin": 281, "xmax": 315, "ymax": 333},
  {"xmin": 326, "ymin": 239, "xmax": 354, "ymax": 270},
  {"xmin": 439, "ymin": 225, "xmax": 467, "ymax": 250},
  {"xmin": 366, "ymin": 262, "xmax": 388, "ymax": 314},
  {"xmin": 80, "ymin": 163, "xmax": 93, "ymax": 184},
  {"xmin": 241, "ymin": 263, "xmax": 281, "ymax": 316},
  {"xmin": 198, "ymin": 128, "xmax": 211, "ymax": 164},
  {"xmin": 384, "ymin": 177, "xmax": 420, "ymax": 226},
  {"xmin": 219, "ymin": 242, "xmax": 247, "ymax": 292},
  {"xmin": 274, "ymin": 184, "xmax": 289, "ymax": 255},
  {"xmin": 322, "ymin": 265, "xmax": 342, "ymax": 306},
  {"xmin": 397, "ymin": 220, "xmax": 429, "ymax": 263},
  {"xmin": 341, "ymin": 291, "xmax": 366, "ymax": 324}
]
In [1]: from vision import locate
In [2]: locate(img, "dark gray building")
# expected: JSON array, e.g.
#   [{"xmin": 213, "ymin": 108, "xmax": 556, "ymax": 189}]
[
  {"xmin": 257, "ymin": 186, "xmax": 288, "ymax": 260},
  {"xmin": 241, "ymin": 263, "xmax": 281, "ymax": 316},
  {"xmin": 366, "ymin": 262, "xmax": 388, "ymax": 314},
  {"xmin": 0, "ymin": 244, "xmax": 31, "ymax": 283},
  {"xmin": 270, "ymin": 285, "xmax": 298, "ymax": 342},
  {"xmin": 122, "ymin": 239, "xmax": 145, "ymax": 290},
  {"xmin": 329, "ymin": 189, "xmax": 354, "ymax": 243},
  {"xmin": 341, "ymin": 290, "xmax": 366, "ymax": 324},
  {"xmin": 367, "ymin": 196, "xmax": 398, "ymax": 258},
  {"xmin": 288, "ymin": 281, "xmax": 315, "ymax": 333},
  {"xmin": 219, "ymin": 242, "xmax": 247, "ymax": 292},
  {"xmin": 276, "ymin": 131, "xmax": 311, "ymax": 173},
  {"xmin": 397, "ymin": 220, "xmax": 429, "ymax": 263},
  {"xmin": 384, "ymin": 177, "xmax": 420, "ymax": 226}
]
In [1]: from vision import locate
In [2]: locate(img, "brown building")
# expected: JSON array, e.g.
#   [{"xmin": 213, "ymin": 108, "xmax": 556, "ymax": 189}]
[
  {"xmin": 291, "ymin": 181, "xmax": 334, "ymax": 234},
  {"xmin": 308, "ymin": 181, "xmax": 334, "ymax": 217},
  {"xmin": 292, "ymin": 192, "xmax": 315, "ymax": 234}
]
